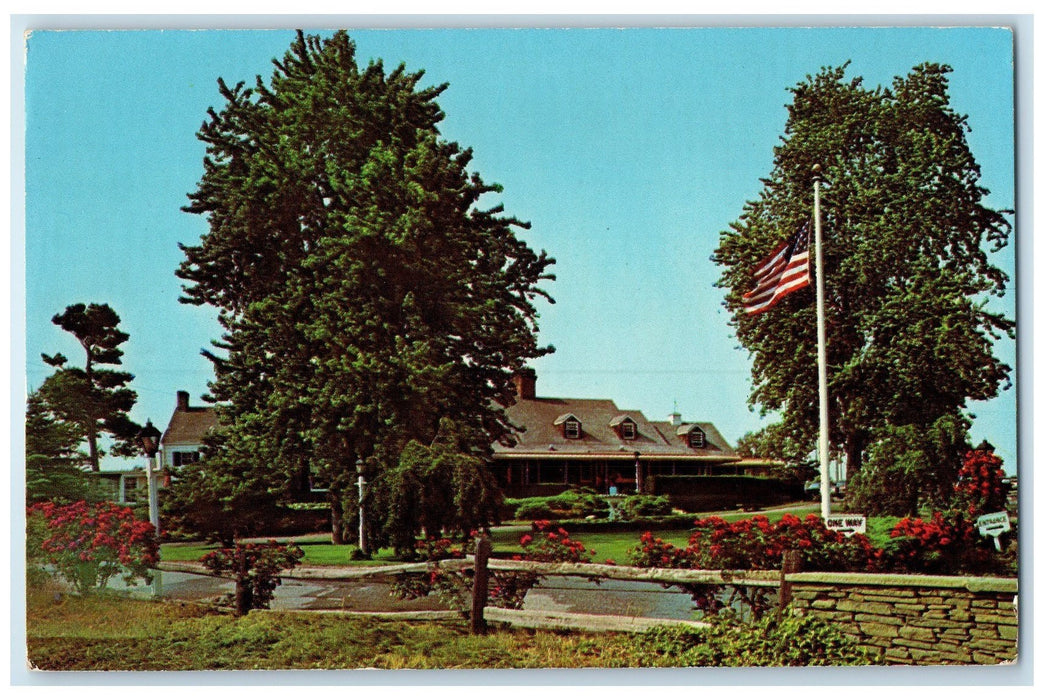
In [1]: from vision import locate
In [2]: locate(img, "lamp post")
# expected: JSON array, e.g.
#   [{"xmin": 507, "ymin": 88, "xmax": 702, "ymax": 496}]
[
  {"xmin": 634, "ymin": 451, "xmax": 642, "ymax": 495},
  {"xmin": 135, "ymin": 420, "xmax": 162, "ymax": 537},
  {"xmin": 356, "ymin": 458, "xmax": 368, "ymax": 558}
]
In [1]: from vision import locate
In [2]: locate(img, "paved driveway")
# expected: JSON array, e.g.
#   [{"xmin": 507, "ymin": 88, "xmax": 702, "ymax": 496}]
[{"xmin": 137, "ymin": 569, "xmax": 698, "ymax": 620}]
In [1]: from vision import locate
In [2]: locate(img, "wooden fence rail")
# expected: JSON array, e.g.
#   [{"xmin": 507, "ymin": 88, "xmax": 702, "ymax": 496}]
[{"xmin": 155, "ymin": 542, "xmax": 793, "ymax": 633}]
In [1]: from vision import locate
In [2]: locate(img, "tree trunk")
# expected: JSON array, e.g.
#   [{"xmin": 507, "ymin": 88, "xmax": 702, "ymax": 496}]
[
  {"xmin": 85, "ymin": 350, "xmax": 100, "ymax": 472},
  {"xmin": 234, "ymin": 546, "xmax": 252, "ymax": 616},
  {"xmin": 844, "ymin": 433, "xmax": 865, "ymax": 481},
  {"xmin": 330, "ymin": 490, "xmax": 345, "ymax": 545}
]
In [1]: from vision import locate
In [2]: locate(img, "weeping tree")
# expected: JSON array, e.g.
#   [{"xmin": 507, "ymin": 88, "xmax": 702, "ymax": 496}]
[
  {"xmin": 713, "ymin": 63, "xmax": 1012, "ymax": 509},
  {"xmin": 177, "ymin": 31, "xmax": 554, "ymax": 544}
]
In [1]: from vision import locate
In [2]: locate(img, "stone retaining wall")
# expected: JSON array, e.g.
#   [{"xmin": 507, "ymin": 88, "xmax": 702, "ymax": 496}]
[{"xmin": 788, "ymin": 572, "xmax": 1018, "ymax": 665}]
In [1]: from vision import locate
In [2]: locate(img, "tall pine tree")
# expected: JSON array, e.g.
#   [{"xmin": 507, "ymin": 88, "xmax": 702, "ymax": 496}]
[
  {"xmin": 178, "ymin": 31, "xmax": 554, "ymax": 544},
  {"xmin": 38, "ymin": 303, "xmax": 140, "ymax": 472}
]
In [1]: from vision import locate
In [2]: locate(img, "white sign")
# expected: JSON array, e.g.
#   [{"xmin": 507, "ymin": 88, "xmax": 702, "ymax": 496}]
[
  {"xmin": 976, "ymin": 511, "xmax": 1010, "ymax": 536},
  {"xmin": 976, "ymin": 511, "xmax": 1011, "ymax": 551},
  {"xmin": 825, "ymin": 514, "xmax": 866, "ymax": 537}
]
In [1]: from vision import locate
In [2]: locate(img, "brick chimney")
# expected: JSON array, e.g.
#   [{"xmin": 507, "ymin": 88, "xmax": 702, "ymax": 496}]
[
  {"xmin": 512, "ymin": 368, "xmax": 537, "ymax": 400},
  {"xmin": 176, "ymin": 390, "xmax": 190, "ymax": 412}
]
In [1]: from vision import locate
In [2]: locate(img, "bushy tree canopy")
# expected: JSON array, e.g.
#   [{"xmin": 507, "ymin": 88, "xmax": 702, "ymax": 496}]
[
  {"xmin": 713, "ymin": 63, "xmax": 1013, "ymax": 487},
  {"xmin": 177, "ymin": 31, "xmax": 553, "ymax": 542}
]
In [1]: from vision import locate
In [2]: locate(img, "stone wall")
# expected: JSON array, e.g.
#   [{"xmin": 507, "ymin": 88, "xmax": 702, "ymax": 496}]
[{"xmin": 788, "ymin": 572, "xmax": 1018, "ymax": 665}]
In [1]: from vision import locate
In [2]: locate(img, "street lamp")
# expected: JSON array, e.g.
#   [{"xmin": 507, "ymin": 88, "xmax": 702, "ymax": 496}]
[
  {"xmin": 135, "ymin": 420, "xmax": 162, "ymax": 537},
  {"xmin": 356, "ymin": 458, "xmax": 368, "ymax": 558}
]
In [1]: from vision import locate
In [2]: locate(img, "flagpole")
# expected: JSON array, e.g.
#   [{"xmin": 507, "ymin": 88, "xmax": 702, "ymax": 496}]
[{"xmin": 813, "ymin": 164, "xmax": 831, "ymax": 518}]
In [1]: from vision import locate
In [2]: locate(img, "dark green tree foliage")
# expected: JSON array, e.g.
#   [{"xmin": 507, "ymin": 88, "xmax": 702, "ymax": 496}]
[
  {"xmin": 177, "ymin": 32, "xmax": 553, "ymax": 542},
  {"xmin": 845, "ymin": 412, "xmax": 972, "ymax": 516},
  {"xmin": 381, "ymin": 419, "xmax": 502, "ymax": 556},
  {"xmin": 38, "ymin": 303, "xmax": 140, "ymax": 472},
  {"xmin": 713, "ymin": 63, "xmax": 1012, "ymax": 486},
  {"xmin": 25, "ymin": 390, "xmax": 103, "ymax": 504},
  {"xmin": 161, "ymin": 430, "xmax": 285, "ymax": 545}
]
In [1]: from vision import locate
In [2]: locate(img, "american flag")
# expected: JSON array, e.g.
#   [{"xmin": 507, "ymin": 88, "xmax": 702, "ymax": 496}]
[{"xmin": 742, "ymin": 223, "xmax": 811, "ymax": 315}]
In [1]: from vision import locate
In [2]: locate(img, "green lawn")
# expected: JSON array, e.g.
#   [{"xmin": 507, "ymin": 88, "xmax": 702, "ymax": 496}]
[
  {"xmin": 160, "ymin": 537, "xmax": 402, "ymax": 566},
  {"xmin": 160, "ymin": 504, "xmax": 827, "ymax": 567},
  {"xmin": 25, "ymin": 583, "xmax": 876, "ymax": 670}
]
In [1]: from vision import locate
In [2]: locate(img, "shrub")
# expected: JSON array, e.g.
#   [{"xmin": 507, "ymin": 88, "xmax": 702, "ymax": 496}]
[
  {"xmin": 510, "ymin": 488, "xmax": 609, "ymax": 520},
  {"xmin": 200, "ymin": 541, "xmax": 304, "ymax": 615},
  {"xmin": 392, "ymin": 522, "xmax": 595, "ymax": 613},
  {"xmin": 509, "ymin": 489, "xmax": 673, "ymax": 521},
  {"xmin": 632, "ymin": 608, "xmax": 877, "ymax": 666},
  {"xmin": 631, "ymin": 513, "xmax": 883, "ymax": 573},
  {"xmin": 630, "ymin": 514, "xmax": 884, "ymax": 617},
  {"xmin": 952, "ymin": 448, "xmax": 1010, "ymax": 517},
  {"xmin": 27, "ymin": 500, "xmax": 159, "ymax": 594},
  {"xmin": 616, "ymin": 494, "xmax": 672, "ymax": 520}
]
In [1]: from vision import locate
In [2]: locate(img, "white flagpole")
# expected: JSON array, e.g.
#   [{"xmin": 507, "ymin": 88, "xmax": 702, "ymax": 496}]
[{"xmin": 813, "ymin": 164, "xmax": 831, "ymax": 518}]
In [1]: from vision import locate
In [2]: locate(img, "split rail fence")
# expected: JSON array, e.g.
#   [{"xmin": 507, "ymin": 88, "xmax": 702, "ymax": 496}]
[{"xmin": 155, "ymin": 538, "xmax": 798, "ymax": 634}]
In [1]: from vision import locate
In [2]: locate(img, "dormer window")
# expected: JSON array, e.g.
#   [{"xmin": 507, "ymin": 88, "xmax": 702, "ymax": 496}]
[
  {"xmin": 554, "ymin": 413, "xmax": 583, "ymax": 439},
  {"xmin": 688, "ymin": 427, "xmax": 706, "ymax": 448},
  {"xmin": 610, "ymin": 415, "xmax": 638, "ymax": 441}
]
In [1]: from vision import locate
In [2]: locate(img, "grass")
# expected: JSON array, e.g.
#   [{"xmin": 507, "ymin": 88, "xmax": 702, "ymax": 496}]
[
  {"xmin": 25, "ymin": 583, "xmax": 875, "ymax": 670},
  {"xmin": 158, "ymin": 504, "xmax": 833, "ymax": 567},
  {"xmin": 25, "ymin": 585, "xmax": 660, "ymax": 670}
]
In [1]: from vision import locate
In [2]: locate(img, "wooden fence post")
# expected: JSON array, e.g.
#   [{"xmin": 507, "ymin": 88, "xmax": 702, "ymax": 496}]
[
  {"xmin": 778, "ymin": 550, "xmax": 801, "ymax": 610},
  {"xmin": 471, "ymin": 535, "xmax": 492, "ymax": 634}
]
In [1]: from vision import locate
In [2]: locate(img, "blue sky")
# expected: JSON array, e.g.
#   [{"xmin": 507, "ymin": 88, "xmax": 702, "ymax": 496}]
[{"xmin": 18, "ymin": 25, "xmax": 1018, "ymax": 474}]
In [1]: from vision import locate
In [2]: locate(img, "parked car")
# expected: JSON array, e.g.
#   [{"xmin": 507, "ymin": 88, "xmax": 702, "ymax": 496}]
[{"xmin": 804, "ymin": 480, "xmax": 845, "ymax": 498}]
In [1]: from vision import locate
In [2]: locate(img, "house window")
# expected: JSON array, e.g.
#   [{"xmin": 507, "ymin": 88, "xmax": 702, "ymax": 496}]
[
  {"xmin": 621, "ymin": 421, "xmax": 636, "ymax": 440},
  {"xmin": 172, "ymin": 450, "xmax": 200, "ymax": 467},
  {"xmin": 564, "ymin": 419, "xmax": 581, "ymax": 439},
  {"xmin": 688, "ymin": 428, "xmax": 706, "ymax": 448}
]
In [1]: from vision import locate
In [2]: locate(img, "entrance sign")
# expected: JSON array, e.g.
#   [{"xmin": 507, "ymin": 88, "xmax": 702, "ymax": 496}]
[
  {"xmin": 824, "ymin": 514, "xmax": 866, "ymax": 537},
  {"xmin": 976, "ymin": 511, "xmax": 1011, "ymax": 551}
]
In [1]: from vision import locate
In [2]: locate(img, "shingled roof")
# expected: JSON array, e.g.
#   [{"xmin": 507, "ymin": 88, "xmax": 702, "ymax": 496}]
[
  {"xmin": 161, "ymin": 391, "xmax": 218, "ymax": 445},
  {"xmin": 494, "ymin": 391, "xmax": 738, "ymax": 462}
]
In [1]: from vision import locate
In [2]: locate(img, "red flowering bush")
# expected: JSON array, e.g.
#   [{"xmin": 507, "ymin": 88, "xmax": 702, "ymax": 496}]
[
  {"xmin": 517, "ymin": 520, "xmax": 594, "ymax": 563},
  {"xmin": 27, "ymin": 500, "xmax": 159, "ymax": 594},
  {"xmin": 630, "ymin": 514, "xmax": 884, "ymax": 618},
  {"xmin": 952, "ymin": 449, "xmax": 1010, "ymax": 517},
  {"xmin": 885, "ymin": 448, "xmax": 1015, "ymax": 575},
  {"xmin": 631, "ymin": 514, "xmax": 882, "ymax": 573},
  {"xmin": 200, "ymin": 541, "xmax": 304, "ymax": 615}
]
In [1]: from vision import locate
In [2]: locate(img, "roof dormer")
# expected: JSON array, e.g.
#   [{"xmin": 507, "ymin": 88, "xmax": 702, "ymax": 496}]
[
  {"xmin": 609, "ymin": 415, "xmax": 639, "ymax": 441},
  {"xmin": 677, "ymin": 424, "xmax": 706, "ymax": 449},
  {"xmin": 553, "ymin": 413, "xmax": 583, "ymax": 439}
]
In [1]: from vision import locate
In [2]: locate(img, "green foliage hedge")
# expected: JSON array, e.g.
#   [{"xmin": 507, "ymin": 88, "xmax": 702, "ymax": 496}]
[
  {"xmin": 632, "ymin": 608, "xmax": 878, "ymax": 666},
  {"xmin": 506, "ymin": 489, "xmax": 671, "ymax": 521}
]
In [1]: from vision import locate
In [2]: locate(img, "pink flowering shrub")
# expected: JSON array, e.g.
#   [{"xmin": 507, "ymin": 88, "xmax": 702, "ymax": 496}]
[
  {"xmin": 200, "ymin": 541, "xmax": 304, "ymax": 615},
  {"xmin": 27, "ymin": 500, "xmax": 159, "ymax": 594}
]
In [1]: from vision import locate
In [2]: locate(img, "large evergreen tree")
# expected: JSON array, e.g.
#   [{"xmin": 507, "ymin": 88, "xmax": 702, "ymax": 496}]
[
  {"xmin": 177, "ymin": 31, "xmax": 554, "ymax": 544},
  {"xmin": 37, "ymin": 303, "xmax": 140, "ymax": 472},
  {"xmin": 25, "ymin": 389, "xmax": 103, "ymax": 504},
  {"xmin": 713, "ymin": 63, "xmax": 1012, "ymax": 502}
]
